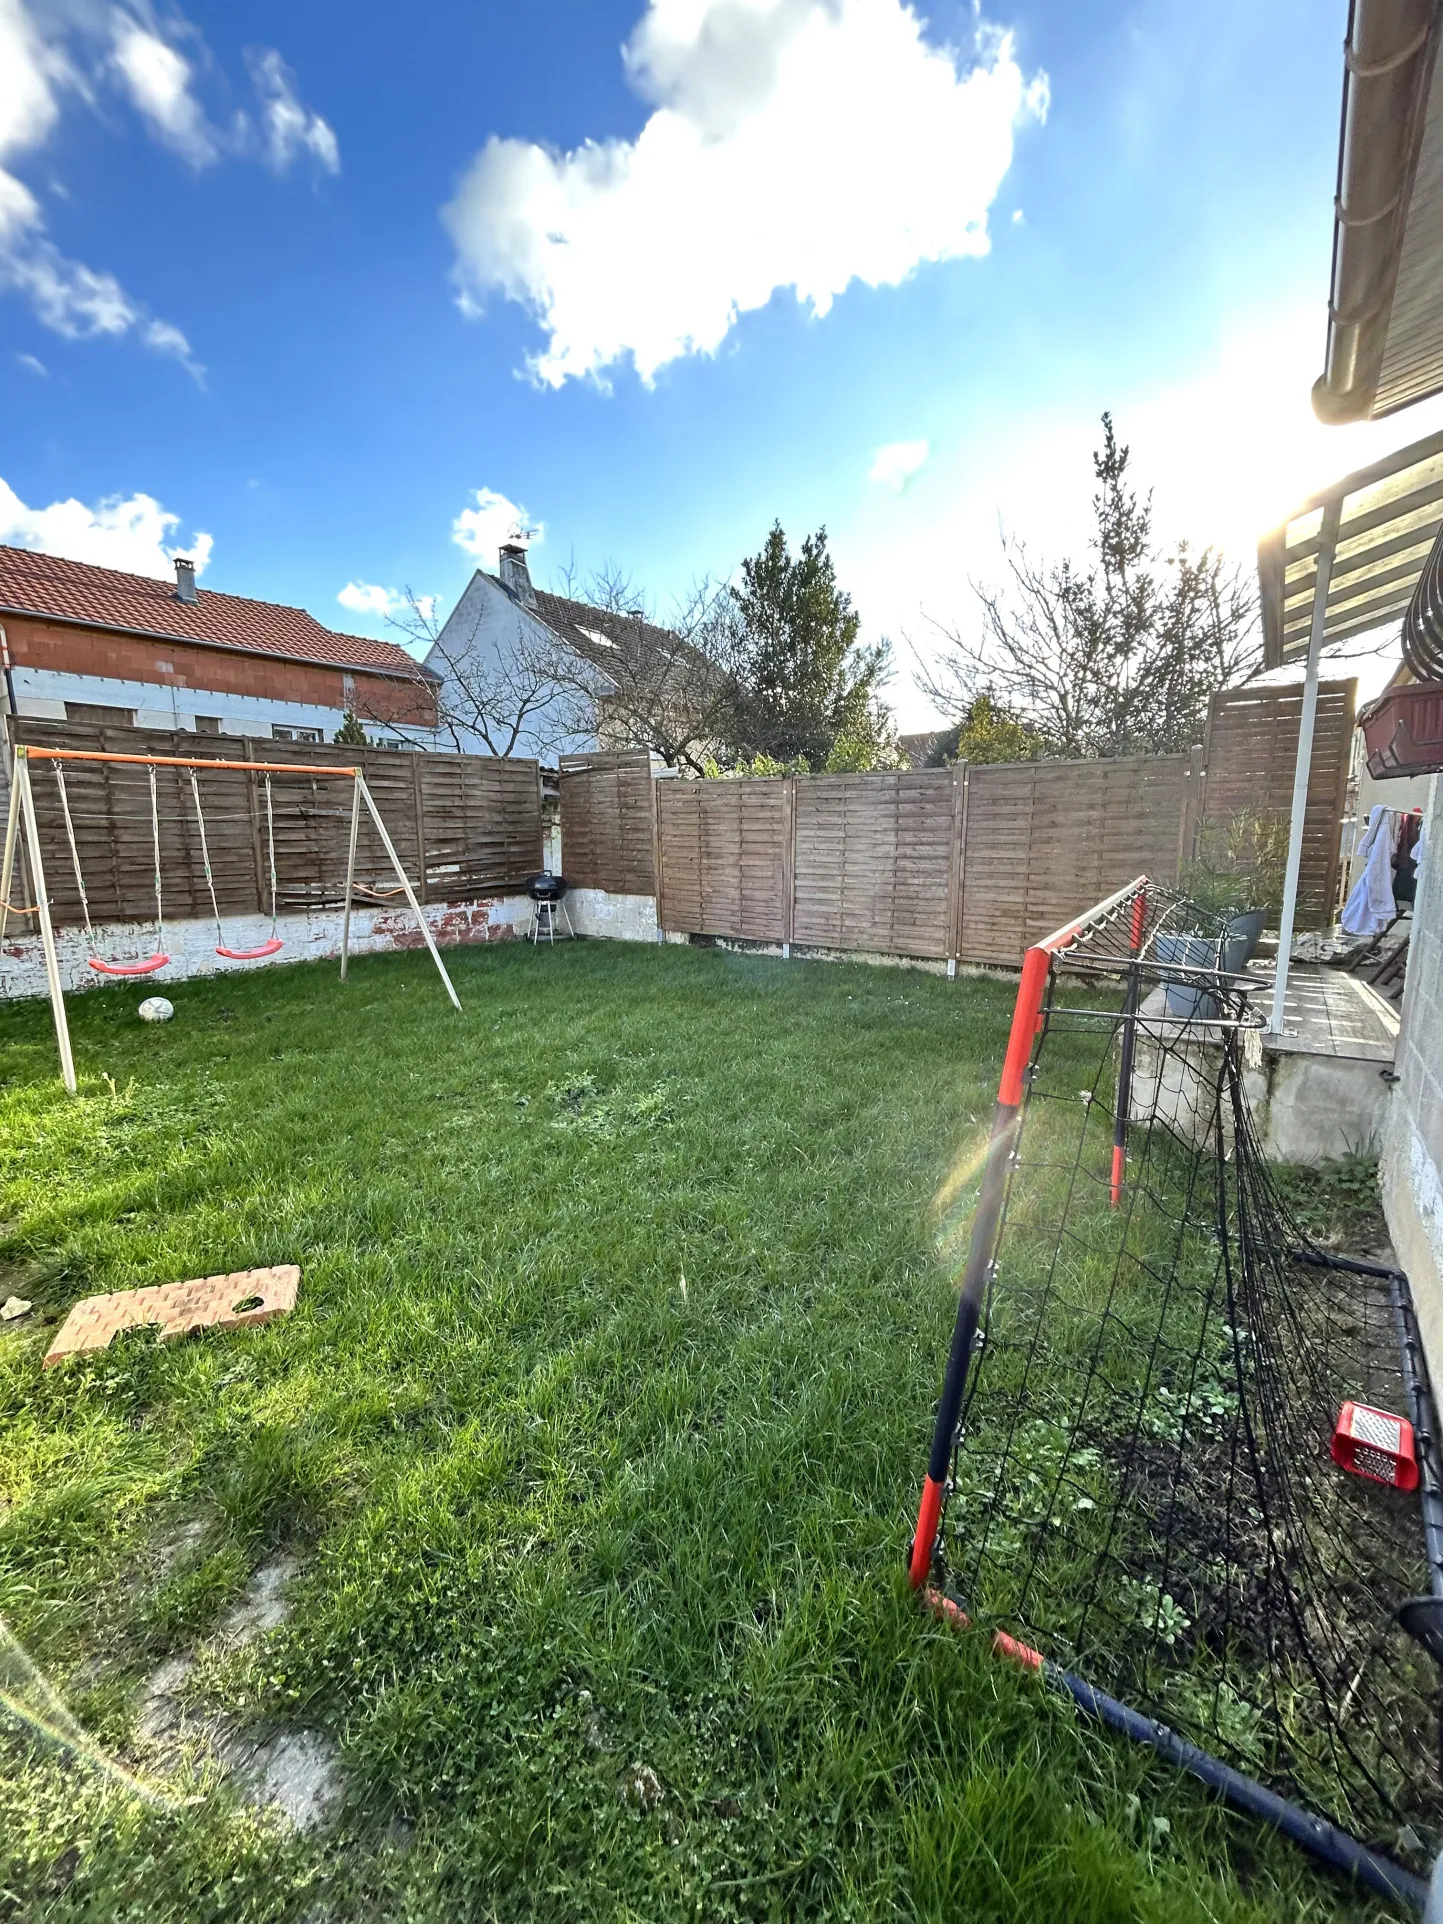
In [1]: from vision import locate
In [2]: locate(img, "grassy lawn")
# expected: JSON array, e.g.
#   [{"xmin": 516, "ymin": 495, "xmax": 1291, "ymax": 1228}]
[{"xmin": 0, "ymin": 940, "xmax": 1402, "ymax": 1921}]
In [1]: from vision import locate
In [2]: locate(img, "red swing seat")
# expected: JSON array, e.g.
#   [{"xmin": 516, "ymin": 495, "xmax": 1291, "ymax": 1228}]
[
  {"xmin": 89, "ymin": 953, "xmax": 170, "ymax": 978},
  {"xmin": 216, "ymin": 937, "xmax": 284, "ymax": 960}
]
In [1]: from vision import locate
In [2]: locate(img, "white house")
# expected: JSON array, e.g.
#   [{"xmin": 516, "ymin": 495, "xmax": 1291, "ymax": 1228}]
[{"xmin": 425, "ymin": 544, "xmax": 683, "ymax": 763}]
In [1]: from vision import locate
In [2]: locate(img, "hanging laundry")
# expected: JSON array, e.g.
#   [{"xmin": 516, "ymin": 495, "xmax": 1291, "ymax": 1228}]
[{"xmin": 1342, "ymin": 806, "xmax": 1398, "ymax": 936}]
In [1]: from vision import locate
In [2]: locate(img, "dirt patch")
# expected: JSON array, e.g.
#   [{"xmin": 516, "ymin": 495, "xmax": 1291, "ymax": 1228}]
[
  {"xmin": 132, "ymin": 1553, "xmax": 340, "ymax": 1830},
  {"xmin": 215, "ymin": 1555, "xmax": 298, "ymax": 1647},
  {"xmin": 136, "ymin": 1654, "xmax": 200, "ymax": 1746},
  {"xmin": 227, "ymin": 1728, "xmax": 343, "ymax": 1831}
]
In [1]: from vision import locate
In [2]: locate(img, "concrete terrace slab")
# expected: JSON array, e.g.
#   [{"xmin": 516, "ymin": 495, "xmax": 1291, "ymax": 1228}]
[{"xmin": 1249, "ymin": 961, "xmax": 1399, "ymax": 1064}]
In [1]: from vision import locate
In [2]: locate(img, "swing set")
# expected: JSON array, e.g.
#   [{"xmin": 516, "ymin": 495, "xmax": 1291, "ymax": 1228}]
[{"xmin": 0, "ymin": 743, "xmax": 461, "ymax": 1095}]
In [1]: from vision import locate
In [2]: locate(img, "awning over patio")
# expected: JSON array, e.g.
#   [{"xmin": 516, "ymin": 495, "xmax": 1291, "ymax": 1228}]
[
  {"xmin": 1255, "ymin": 425, "xmax": 1443, "ymax": 1030},
  {"xmin": 1314, "ymin": 0, "xmax": 1443, "ymax": 423},
  {"xmin": 1258, "ymin": 426, "xmax": 1443, "ymax": 667}
]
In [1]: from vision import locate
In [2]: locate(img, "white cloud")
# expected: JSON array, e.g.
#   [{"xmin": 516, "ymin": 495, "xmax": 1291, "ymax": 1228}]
[
  {"xmin": 337, "ymin": 581, "xmax": 437, "ymax": 629},
  {"xmin": 0, "ymin": 3, "xmax": 336, "ymax": 368},
  {"xmin": 338, "ymin": 580, "xmax": 398, "ymax": 618},
  {"xmin": 444, "ymin": 0, "xmax": 1047, "ymax": 388},
  {"xmin": 111, "ymin": 22, "xmax": 217, "ymax": 167},
  {"xmin": 14, "ymin": 349, "xmax": 45, "ymax": 373},
  {"xmin": 0, "ymin": 474, "xmax": 213, "ymax": 579},
  {"xmin": 868, "ymin": 438, "xmax": 930, "ymax": 492},
  {"xmin": 451, "ymin": 488, "xmax": 543, "ymax": 562},
  {"xmin": 248, "ymin": 49, "xmax": 339, "ymax": 175}
]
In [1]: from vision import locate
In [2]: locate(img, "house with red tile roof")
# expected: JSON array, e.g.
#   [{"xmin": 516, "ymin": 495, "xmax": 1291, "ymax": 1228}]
[{"xmin": 0, "ymin": 544, "xmax": 440, "ymax": 746}]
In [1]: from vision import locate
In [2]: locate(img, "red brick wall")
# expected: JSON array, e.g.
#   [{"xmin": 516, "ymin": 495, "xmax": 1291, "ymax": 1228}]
[{"xmin": 5, "ymin": 613, "xmax": 436, "ymax": 726}]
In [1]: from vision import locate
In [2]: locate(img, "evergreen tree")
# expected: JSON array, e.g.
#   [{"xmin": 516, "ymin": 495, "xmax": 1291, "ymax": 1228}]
[
  {"xmin": 333, "ymin": 711, "xmax": 368, "ymax": 746},
  {"xmin": 726, "ymin": 525, "xmax": 893, "ymax": 769},
  {"xmin": 925, "ymin": 691, "xmax": 1047, "ymax": 766}
]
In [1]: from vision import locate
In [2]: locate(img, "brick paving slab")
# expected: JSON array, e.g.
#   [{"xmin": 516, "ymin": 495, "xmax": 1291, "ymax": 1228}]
[{"xmin": 44, "ymin": 1264, "xmax": 299, "ymax": 1367}]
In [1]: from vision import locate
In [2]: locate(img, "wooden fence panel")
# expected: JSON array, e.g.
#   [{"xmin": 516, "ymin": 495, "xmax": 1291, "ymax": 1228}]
[
  {"xmin": 792, "ymin": 771, "xmax": 955, "ymax": 957},
  {"xmin": 7, "ymin": 719, "xmax": 541, "ymax": 930},
  {"xmin": 958, "ymin": 755, "xmax": 1193, "ymax": 966},
  {"xmin": 655, "ymin": 779, "xmax": 787, "ymax": 941},
  {"xmin": 1201, "ymin": 680, "xmax": 1355, "ymax": 930},
  {"xmin": 559, "ymin": 752, "xmax": 657, "ymax": 894}
]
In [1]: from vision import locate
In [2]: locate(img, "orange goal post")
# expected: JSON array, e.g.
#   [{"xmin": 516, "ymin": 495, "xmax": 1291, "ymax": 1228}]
[{"xmin": 0, "ymin": 743, "xmax": 461, "ymax": 1095}]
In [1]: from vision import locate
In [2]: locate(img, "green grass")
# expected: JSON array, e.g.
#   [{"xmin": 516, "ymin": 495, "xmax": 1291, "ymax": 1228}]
[{"xmin": 0, "ymin": 941, "xmax": 1406, "ymax": 1921}]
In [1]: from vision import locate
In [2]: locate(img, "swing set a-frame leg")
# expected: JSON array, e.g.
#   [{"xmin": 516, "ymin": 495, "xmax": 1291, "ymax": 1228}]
[
  {"xmin": 355, "ymin": 776, "xmax": 461, "ymax": 1012},
  {"xmin": 15, "ymin": 752, "xmax": 76, "ymax": 1094},
  {"xmin": 0, "ymin": 752, "xmax": 23, "ymax": 947}
]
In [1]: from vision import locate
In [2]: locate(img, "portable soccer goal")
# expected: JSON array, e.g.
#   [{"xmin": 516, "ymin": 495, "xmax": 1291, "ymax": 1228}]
[
  {"xmin": 909, "ymin": 877, "xmax": 1443, "ymax": 1907},
  {"xmin": 0, "ymin": 743, "xmax": 461, "ymax": 1094}
]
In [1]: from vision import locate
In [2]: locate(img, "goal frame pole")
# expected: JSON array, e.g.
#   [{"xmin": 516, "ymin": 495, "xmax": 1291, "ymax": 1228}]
[{"xmin": 909, "ymin": 875, "xmax": 1149, "ymax": 1589}]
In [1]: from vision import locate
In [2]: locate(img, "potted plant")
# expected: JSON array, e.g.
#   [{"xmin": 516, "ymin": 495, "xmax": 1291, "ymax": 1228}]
[{"xmin": 1181, "ymin": 809, "xmax": 1288, "ymax": 972}]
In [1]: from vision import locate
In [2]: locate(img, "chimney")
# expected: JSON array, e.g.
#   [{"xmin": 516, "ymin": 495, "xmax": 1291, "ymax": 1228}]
[
  {"xmin": 498, "ymin": 542, "xmax": 537, "ymax": 608},
  {"xmin": 174, "ymin": 556, "xmax": 198, "ymax": 604}
]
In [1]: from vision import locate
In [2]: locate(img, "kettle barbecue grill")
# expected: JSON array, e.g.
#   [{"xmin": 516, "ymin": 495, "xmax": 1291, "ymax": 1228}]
[{"xmin": 526, "ymin": 872, "xmax": 574, "ymax": 944}]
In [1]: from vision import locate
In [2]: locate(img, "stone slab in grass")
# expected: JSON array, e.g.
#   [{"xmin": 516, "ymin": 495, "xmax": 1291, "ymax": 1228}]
[{"xmin": 43, "ymin": 1264, "xmax": 300, "ymax": 1366}]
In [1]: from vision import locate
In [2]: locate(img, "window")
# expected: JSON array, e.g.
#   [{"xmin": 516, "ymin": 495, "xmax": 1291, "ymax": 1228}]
[
  {"xmin": 272, "ymin": 725, "xmax": 323, "ymax": 744},
  {"xmin": 65, "ymin": 702, "xmax": 134, "ymax": 726},
  {"xmin": 193, "ymin": 715, "xmax": 221, "ymax": 735}
]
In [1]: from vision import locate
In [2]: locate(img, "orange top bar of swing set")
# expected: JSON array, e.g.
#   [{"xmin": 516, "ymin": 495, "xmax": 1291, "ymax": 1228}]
[{"xmin": 18, "ymin": 746, "xmax": 361, "ymax": 778}]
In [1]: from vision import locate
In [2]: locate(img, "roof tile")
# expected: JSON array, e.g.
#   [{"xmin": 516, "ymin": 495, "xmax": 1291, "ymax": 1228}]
[{"xmin": 0, "ymin": 543, "xmax": 423, "ymax": 679}]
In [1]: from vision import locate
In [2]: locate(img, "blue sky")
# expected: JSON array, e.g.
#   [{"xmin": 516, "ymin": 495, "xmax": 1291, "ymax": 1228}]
[{"xmin": 1, "ymin": 0, "xmax": 1433, "ymax": 727}]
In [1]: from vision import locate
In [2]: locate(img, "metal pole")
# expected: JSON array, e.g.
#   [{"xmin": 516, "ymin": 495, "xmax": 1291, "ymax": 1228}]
[
  {"xmin": 17, "ymin": 752, "xmax": 76, "ymax": 1094},
  {"xmin": 355, "ymin": 776, "xmax": 462, "ymax": 1012},
  {"xmin": 0, "ymin": 753, "xmax": 22, "ymax": 946},
  {"xmin": 909, "ymin": 941, "xmax": 1051, "ymax": 1588},
  {"xmin": 339, "ymin": 777, "xmax": 361, "ymax": 982},
  {"xmin": 1270, "ymin": 499, "xmax": 1340, "ymax": 1035}
]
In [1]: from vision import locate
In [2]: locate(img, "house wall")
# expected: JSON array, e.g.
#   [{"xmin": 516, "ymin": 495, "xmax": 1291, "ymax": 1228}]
[
  {"xmin": 426, "ymin": 571, "xmax": 597, "ymax": 763},
  {"xmin": 1382, "ymin": 772, "xmax": 1443, "ymax": 1377},
  {"xmin": 2, "ymin": 612, "xmax": 436, "ymax": 737}
]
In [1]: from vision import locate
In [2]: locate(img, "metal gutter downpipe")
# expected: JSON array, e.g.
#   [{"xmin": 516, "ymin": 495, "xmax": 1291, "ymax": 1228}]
[{"xmin": 1270, "ymin": 500, "xmax": 1340, "ymax": 1037}]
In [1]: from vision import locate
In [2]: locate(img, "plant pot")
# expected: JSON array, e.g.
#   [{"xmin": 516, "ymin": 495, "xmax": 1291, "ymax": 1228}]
[
  {"xmin": 1357, "ymin": 680, "xmax": 1443, "ymax": 779},
  {"xmin": 1223, "ymin": 909, "xmax": 1266, "ymax": 974},
  {"xmin": 1155, "ymin": 932, "xmax": 1222, "ymax": 1020}
]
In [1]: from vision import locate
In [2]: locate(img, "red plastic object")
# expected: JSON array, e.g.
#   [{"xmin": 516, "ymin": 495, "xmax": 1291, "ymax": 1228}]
[
  {"xmin": 1331, "ymin": 1402, "xmax": 1419, "ymax": 1490},
  {"xmin": 216, "ymin": 938, "xmax": 284, "ymax": 960},
  {"xmin": 1357, "ymin": 681, "xmax": 1443, "ymax": 780},
  {"xmin": 88, "ymin": 953, "xmax": 170, "ymax": 977}
]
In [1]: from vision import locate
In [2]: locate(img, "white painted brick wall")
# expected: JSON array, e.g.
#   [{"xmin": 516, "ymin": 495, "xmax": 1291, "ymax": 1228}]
[{"xmin": 0, "ymin": 895, "xmax": 531, "ymax": 1000}]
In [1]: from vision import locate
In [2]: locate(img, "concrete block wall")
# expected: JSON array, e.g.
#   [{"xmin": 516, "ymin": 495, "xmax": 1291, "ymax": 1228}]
[
  {"xmin": 0, "ymin": 895, "xmax": 530, "ymax": 1000},
  {"xmin": 1383, "ymin": 773, "xmax": 1443, "ymax": 1378}
]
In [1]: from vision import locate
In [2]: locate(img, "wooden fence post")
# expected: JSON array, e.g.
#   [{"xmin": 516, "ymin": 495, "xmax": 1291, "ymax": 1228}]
[
  {"xmin": 945, "ymin": 761, "xmax": 967, "ymax": 975},
  {"xmin": 242, "ymin": 738, "xmax": 267, "ymax": 914},
  {"xmin": 411, "ymin": 751, "xmax": 430, "ymax": 903},
  {"xmin": 1177, "ymin": 744, "xmax": 1204, "ymax": 882},
  {"xmin": 781, "ymin": 777, "xmax": 797, "ymax": 957},
  {"xmin": 651, "ymin": 772, "xmax": 665, "ymax": 942}
]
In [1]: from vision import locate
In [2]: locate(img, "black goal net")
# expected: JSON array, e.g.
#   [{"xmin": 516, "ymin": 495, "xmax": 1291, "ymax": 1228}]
[{"xmin": 909, "ymin": 878, "xmax": 1443, "ymax": 1904}]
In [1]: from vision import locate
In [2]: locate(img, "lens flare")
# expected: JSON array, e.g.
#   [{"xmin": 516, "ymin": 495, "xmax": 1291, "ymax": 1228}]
[{"xmin": 1, "ymin": 1615, "xmax": 194, "ymax": 1808}]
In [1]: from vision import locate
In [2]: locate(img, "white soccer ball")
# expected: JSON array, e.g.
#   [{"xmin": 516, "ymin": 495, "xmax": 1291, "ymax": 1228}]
[{"xmin": 138, "ymin": 996, "xmax": 174, "ymax": 1023}]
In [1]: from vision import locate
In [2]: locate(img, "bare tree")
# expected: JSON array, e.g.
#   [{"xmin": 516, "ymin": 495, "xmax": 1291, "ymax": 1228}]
[
  {"xmin": 917, "ymin": 417, "xmax": 1260, "ymax": 759},
  {"xmin": 549, "ymin": 562, "xmax": 743, "ymax": 775},
  {"xmin": 380, "ymin": 588, "xmax": 583, "ymax": 760}
]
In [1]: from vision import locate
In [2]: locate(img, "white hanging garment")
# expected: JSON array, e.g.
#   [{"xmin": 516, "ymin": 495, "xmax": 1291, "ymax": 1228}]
[{"xmin": 1341, "ymin": 806, "xmax": 1398, "ymax": 937}]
